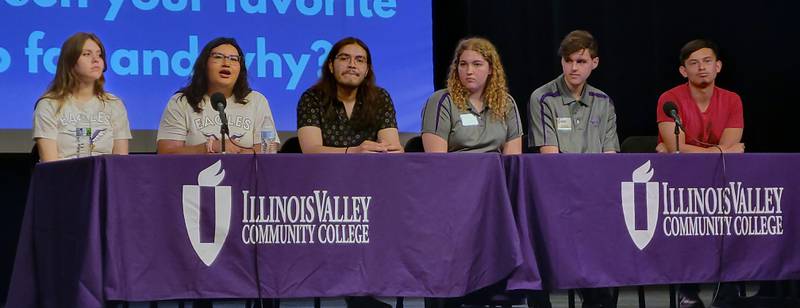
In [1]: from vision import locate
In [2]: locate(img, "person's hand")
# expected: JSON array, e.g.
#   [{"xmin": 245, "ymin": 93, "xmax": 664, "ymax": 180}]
[
  {"xmin": 385, "ymin": 143, "xmax": 403, "ymax": 153},
  {"xmin": 723, "ymin": 143, "xmax": 745, "ymax": 153},
  {"xmin": 655, "ymin": 142, "xmax": 667, "ymax": 153},
  {"xmin": 211, "ymin": 138, "xmax": 244, "ymax": 154},
  {"xmin": 266, "ymin": 141, "xmax": 281, "ymax": 153},
  {"xmin": 350, "ymin": 140, "xmax": 388, "ymax": 153}
]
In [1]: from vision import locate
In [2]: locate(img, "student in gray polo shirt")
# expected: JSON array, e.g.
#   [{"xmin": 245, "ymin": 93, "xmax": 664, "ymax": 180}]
[
  {"xmin": 528, "ymin": 30, "xmax": 619, "ymax": 154},
  {"xmin": 528, "ymin": 30, "xmax": 618, "ymax": 308},
  {"xmin": 421, "ymin": 37, "xmax": 522, "ymax": 154}
]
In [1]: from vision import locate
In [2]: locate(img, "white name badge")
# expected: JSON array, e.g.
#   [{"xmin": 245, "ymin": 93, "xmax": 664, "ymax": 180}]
[
  {"xmin": 557, "ymin": 117, "xmax": 572, "ymax": 131},
  {"xmin": 460, "ymin": 113, "xmax": 479, "ymax": 126}
]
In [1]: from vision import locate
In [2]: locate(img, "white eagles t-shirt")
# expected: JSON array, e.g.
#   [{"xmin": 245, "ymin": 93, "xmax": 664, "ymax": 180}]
[
  {"xmin": 157, "ymin": 91, "xmax": 279, "ymax": 149},
  {"xmin": 33, "ymin": 94, "xmax": 132, "ymax": 160}
]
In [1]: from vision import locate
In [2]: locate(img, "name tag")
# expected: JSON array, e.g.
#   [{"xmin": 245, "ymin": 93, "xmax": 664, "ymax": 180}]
[
  {"xmin": 557, "ymin": 117, "xmax": 572, "ymax": 131},
  {"xmin": 460, "ymin": 113, "xmax": 479, "ymax": 126}
]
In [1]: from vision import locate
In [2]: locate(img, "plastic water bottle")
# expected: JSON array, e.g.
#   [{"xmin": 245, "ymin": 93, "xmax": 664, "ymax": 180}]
[
  {"xmin": 75, "ymin": 122, "xmax": 92, "ymax": 158},
  {"xmin": 260, "ymin": 122, "xmax": 278, "ymax": 154}
]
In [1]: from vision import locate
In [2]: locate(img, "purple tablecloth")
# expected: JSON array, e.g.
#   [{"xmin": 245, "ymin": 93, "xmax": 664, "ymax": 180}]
[
  {"xmin": 8, "ymin": 154, "xmax": 525, "ymax": 307},
  {"xmin": 505, "ymin": 154, "xmax": 800, "ymax": 290}
]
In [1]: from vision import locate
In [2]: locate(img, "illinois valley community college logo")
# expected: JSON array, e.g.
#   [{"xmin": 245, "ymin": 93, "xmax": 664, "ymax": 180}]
[
  {"xmin": 182, "ymin": 160, "xmax": 232, "ymax": 266},
  {"xmin": 620, "ymin": 160, "xmax": 659, "ymax": 250},
  {"xmin": 620, "ymin": 160, "xmax": 785, "ymax": 251}
]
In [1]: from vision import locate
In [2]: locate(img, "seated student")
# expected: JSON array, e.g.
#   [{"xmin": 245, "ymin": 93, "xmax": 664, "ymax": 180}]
[
  {"xmin": 296, "ymin": 37, "xmax": 402, "ymax": 154},
  {"xmin": 33, "ymin": 32, "xmax": 131, "ymax": 161},
  {"xmin": 421, "ymin": 37, "xmax": 522, "ymax": 154},
  {"xmin": 296, "ymin": 36, "xmax": 400, "ymax": 308},
  {"xmin": 529, "ymin": 30, "xmax": 619, "ymax": 155},
  {"xmin": 656, "ymin": 39, "xmax": 744, "ymax": 154},
  {"xmin": 528, "ymin": 30, "xmax": 618, "ymax": 308},
  {"xmin": 656, "ymin": 39, "xmax": 744, "ymax": 308},
  {"xmin": 157, "ymin": 37, "xmax": 279, "ymax": 154}
]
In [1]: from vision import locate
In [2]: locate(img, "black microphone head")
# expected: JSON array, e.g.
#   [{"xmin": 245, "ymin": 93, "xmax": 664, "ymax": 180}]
[
  {"xmin": 210, "ymin": 92, "xmax": 226, "ymax": 111},
  {"xmin": 662, "ymin": 101, "xmax": 678, "ymax": 116}
]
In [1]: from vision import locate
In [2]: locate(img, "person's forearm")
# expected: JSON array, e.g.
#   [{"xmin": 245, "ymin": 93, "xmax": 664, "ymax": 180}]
[
  {"xmin": 301, "ymin": 144, "xmax": 348, "ymax": 154},
  {"xmin": 157, "ymin": 143, "xmax": 207, "ymax": 154}
]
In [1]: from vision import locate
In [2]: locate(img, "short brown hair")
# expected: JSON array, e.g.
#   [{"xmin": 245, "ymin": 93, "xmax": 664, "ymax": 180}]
[
  {"xmin": 559, "ymin": 30, "xmax": 598, "ymax": 59},
  {"xmin": 679, "ymin": 39, "xmax": 719, "ymax": 65}
]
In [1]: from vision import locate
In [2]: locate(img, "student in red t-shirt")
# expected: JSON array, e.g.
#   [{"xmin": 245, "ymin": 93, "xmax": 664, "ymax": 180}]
[
  {"xmin": 657, "ymin": 39, "xmax": 746, "ymax": 308},
  {"xmin": 656, "ymin": 39, "xmax": 745, "ymax": 153}
]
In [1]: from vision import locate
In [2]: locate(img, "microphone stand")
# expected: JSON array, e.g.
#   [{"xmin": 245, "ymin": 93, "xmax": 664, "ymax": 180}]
[
  {"xmin": 673, "ymin": 122, "xmax": 681, "ymax": 154},
  {"xmin": 220, "ymin": 123, "xmax": 229, "ymax": 154}
]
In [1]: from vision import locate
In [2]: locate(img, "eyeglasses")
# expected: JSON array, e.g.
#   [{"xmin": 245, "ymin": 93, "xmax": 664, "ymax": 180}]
[
  {"xmin": 335, "ymin": 53, "xmax": 367, "ymax": 65},
  {"xmin": 210, "ymin": 52, "xmax": 241, "ymax": 64}
]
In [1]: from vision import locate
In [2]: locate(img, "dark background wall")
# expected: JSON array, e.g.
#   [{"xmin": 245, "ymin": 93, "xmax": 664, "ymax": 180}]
[
  {"xmin": 2, "ymin": 0, "xmax": 799, "ymax": 302},
  {"xmin": 433, "ymin": 0, "xmax": 800, "ymax": 152}
]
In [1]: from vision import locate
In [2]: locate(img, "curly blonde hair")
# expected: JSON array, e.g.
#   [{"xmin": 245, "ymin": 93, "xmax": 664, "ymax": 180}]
[{"xmin": 446, "ymin": 37, "xmax": 509, "ymax": 120}]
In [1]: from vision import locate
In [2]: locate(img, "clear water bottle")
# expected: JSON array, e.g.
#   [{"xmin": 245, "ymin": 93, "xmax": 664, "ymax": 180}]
[
  {"xmin": 75, "ymin": 123, "xmax": 93, "ymax": 158},
  {"xmin": 260, "ymin": 120, "xmax": 278, "ymax": 154}
]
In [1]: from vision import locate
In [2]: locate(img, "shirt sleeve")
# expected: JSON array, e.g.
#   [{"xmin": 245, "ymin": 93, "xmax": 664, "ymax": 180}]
[
  {"xmin": 420, "ymin": 91, "xmax": 452, "ymax": 140},
  {"xmin": 656, "ymin": 92, "xmax": 678, "ymax": 123},
  {"xmin": 528, "ymin": 91, "xmax": 558, "ymax": 147},
  {"xmin": 157, "ymin": 95, "xmax": 189, "ymax": 141},
  {"xmin": 603, "ymin": 100, "xmax": 621, "ymax": 152},
  {"xmin": 505, "ymin": 95, "xmax": 524, "ymax": 141},
  {"xmin": 110, "ymin": 99, "xmax": 133, "ymax": 140},
  {"xmin": 33, "ymin": 99, "xmax": 58, "ymax": 140},
  {"xmin": 377, "ymin": 89, "xmax": 398, "ymax": 130},
  {"xmin": 727, "ymin": 93, "xmax": 744, "ymax": 128},
  {"xmin": 297, "ymin": 90, "xmax": 322, "ymax": 129}
]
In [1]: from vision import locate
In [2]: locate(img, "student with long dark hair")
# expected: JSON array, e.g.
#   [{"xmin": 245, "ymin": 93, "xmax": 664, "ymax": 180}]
[
  {"xmin": 296, "ymin": 37, "xmax": 402, "ymax": 154},
  {"xmin": 157, "ymin": 37, "xmax": 279, "ymax": 154}
]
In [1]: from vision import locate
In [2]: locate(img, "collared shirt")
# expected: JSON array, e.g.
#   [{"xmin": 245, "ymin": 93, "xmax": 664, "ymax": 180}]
[
  {"xmin": 297, "ymin": 88, "xmax": 397, "ymax": 147},
  {"xmin": 421, "ymin": 89, "xmax": 523, "ymax": 153},
  {"xmin": 528, "ymin": 74, "xmax": 620, "ymax": 153}
]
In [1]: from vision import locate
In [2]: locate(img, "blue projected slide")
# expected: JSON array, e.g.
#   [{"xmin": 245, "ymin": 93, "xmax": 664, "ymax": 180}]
[{"xmin": 0, "ymin": 0, "xmax": 432, "ymax": 132}]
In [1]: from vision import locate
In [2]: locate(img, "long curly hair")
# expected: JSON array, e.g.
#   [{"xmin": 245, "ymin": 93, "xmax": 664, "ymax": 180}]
[
  {"xmin": 177, "ymin": 37, "xmax": 252, "ymax": 113},
  {"xmin": 37, "ymin": 32, "xmax": 111, "ymax": 112},
  {"xmin": 446, "ymin": 37, "xmax": 509, "ymax": 120}
]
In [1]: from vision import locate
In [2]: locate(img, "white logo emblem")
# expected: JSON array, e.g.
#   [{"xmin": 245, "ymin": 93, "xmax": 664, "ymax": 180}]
[
  {"xmin": 182, "ymin": 160, "xmax": 231, "ymax": 266},
  {"xmin": 621, "ymin": 161, "xmax": 660, "ymax": 250}
]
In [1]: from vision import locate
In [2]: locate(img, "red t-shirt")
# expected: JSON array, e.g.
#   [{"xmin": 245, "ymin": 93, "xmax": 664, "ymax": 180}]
[{"xmin": 656, "ymin": 84, "xmax": 744, "ymax": 146}]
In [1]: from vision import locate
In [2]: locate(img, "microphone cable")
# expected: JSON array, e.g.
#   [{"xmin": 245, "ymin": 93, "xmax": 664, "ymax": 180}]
[{"xmin": 250, "ymin": 130, "xmax": 265, "ymax": 308}]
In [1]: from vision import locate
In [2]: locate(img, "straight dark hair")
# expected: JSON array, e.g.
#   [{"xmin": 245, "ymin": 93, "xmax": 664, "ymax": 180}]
[
  {"xmin": 311, "ymin": 37, "xmax": 382, "ymax": 131},
  {"xmin": 177, "ymin": 37, "xmax": 252, "ymax": 113},
  {"xmin": 559, "ymin": 30, "xmax": 599, "ymax": 59},
  {"xmin": 679, "ymin": 39, "xmax": 720, "ymax": 65}
]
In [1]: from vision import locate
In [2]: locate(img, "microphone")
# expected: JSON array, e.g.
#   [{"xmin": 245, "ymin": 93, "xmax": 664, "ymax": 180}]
[
  {"xmin": 210, "ymin": 92, "xmax": 229, "ymax": 153},
  {"xmin": 662, "ymin": 101, "xmax": 683, "ymax": 128},
  {"xmin": 210, "ymin": 92, "xmax": 228, "ymax": 129}
]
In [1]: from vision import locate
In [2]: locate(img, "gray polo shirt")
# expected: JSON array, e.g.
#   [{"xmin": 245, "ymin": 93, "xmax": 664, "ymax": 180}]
[
  {"xmin": 528, "ymin": 75, "xmax": 620, "ymax": 153},
  {"xmin": 421, "ymin": 89, "xmax": 523, "ymax": 153}
]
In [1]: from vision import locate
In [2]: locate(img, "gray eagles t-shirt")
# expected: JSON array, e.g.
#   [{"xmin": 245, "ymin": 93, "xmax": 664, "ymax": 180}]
[
  {"xmin": 157, "ymin": 91, "xmax": 279, "ymax": 148},
  {"xmin": 33, "ymin": 94, "xmax": 132, "ymax": 160}
]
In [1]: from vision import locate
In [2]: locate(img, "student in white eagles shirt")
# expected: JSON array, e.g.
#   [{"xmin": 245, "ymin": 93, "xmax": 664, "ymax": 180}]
[
  {"xmin": 33, "ymin": 32, "xmax": 132, "ymax": 161},
  {"xmin": 157, "ymin": 37, "xmax": 279, "ymax": 154}
]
